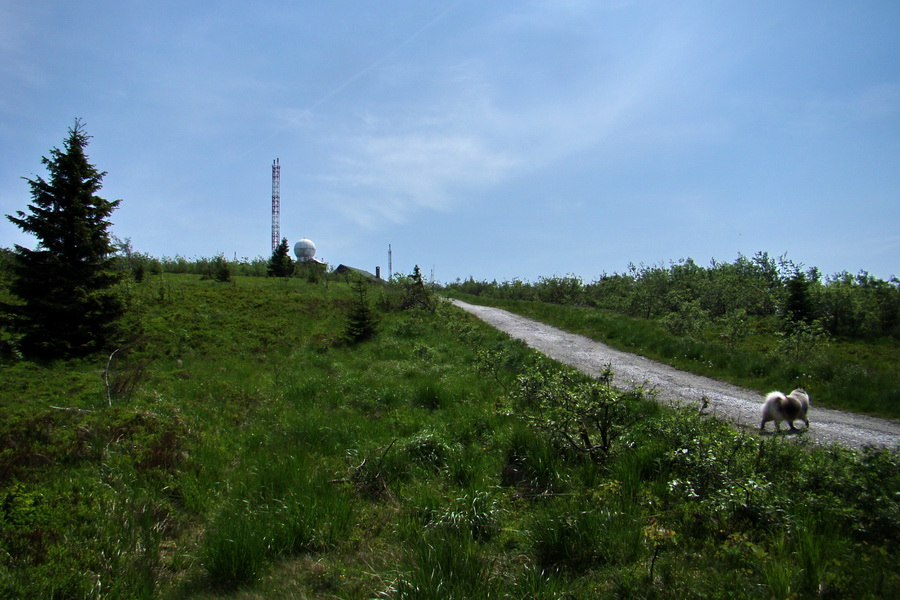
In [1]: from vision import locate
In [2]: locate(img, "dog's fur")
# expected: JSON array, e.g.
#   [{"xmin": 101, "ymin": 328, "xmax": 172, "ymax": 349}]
[{"xmin": 760, "ymin": 388, "xmax": 810, "ymax": 432}]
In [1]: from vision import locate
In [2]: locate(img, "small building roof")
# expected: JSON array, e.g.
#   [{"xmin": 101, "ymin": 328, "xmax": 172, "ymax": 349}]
[{"xmin": 335, "ymin": 264, "xmax": 381, "ymax": 282}]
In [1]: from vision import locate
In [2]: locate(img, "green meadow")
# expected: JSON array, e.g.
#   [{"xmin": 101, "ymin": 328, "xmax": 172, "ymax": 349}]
[{"xmin": 1, "ymin": 273, "xmax": 898, "ymax": 598}]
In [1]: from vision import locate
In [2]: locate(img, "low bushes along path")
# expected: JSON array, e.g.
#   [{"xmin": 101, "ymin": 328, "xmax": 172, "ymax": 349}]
[{"xmin": 451, "ymin": 299, "xmax": 900, "ymax": 449}]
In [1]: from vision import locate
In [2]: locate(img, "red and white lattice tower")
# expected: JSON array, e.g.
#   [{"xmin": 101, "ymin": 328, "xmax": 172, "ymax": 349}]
[{"xmin": 271, "ymin": 158, "xmax": 281, "ymax": 253}]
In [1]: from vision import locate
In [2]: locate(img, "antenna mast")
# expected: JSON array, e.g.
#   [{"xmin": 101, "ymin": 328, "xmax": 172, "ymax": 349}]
[
  {"xmin": 271, "ymin": 158, "xmax": 281, "ymax": 253},
  {"xmin": 388, "ymin": 244, "xmax": 393, "ymax": 281}
]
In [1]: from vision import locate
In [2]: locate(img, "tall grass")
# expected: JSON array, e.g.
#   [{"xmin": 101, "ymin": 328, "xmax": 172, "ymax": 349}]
[
  {"xmin": 0, "ymin": 274, "xmax": 897, "ymax": 598},
  {"xmin": 390, "ymin": 527, "xmax": 501, "ymax": 600},
  {"xmin": 761, "ymin": 513, "xmax": 850, "ymax": 599},
  {"xmin": 530, "ymin": 498, "xmax": 642, "ymax": 573}
]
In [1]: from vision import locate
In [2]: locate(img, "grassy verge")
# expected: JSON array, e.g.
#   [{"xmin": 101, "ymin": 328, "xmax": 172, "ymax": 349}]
[
  {"xmin": 0, "ymin": 274, "xmax": 897, "ymax": 598},
  {"xmin": 445, "ymin": 293, "xmax": 900, "ymax": 420}
]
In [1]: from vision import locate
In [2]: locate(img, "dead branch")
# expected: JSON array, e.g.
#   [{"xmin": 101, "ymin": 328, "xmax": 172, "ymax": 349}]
[{"xmin": 104, "ymin": 348, "xmax": 120, "ymax": 406}]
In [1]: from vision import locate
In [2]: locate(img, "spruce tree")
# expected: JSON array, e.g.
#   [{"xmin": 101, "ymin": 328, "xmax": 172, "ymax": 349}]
[
  {"xmin": 784, "ymin": 270, "xmax": 814, "ymax": 327},
  {"xmin": 267, "ymin": 237, "xmax": 293, "ymax": 277},
  {"xmin": 343, "ymin": 277, "xmax": 377, "ymax": 344},
  {"xmin": 5, "ymin": 120, "xmax": 123, "ymax": 357},
  {"xmin": 400, "ymin": 265, "xmax": 436, "ymax": 311}
]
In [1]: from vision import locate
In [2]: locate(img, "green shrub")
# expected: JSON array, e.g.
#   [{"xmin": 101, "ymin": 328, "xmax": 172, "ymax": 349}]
[{"xmin": 506, "ymin": 363, "xmax": 643, "ymax": 462}]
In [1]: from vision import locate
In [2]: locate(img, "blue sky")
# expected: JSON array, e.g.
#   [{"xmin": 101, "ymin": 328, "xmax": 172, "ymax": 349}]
[{"xmin": 2, "ymin": 1, "xmax": 898, "ymax": 283}]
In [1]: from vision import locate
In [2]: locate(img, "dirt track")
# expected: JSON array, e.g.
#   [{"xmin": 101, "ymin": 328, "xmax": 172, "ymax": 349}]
[{"xmin": 451, "ymin": 300, "xmax": 900, "ymax": 450}]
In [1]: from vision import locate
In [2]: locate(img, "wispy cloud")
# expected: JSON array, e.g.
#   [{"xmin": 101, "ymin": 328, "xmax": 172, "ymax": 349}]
[
  {"xmin": 324, "ymin": 129, "xmax": 517, "ymax": 228},
  {"xmin": 308, "ymin": 3, "xmax": 715, "ymax": 230},
  {"xmin": 0, "ymin": 4, "xmax": 47, "ymax": 114}
]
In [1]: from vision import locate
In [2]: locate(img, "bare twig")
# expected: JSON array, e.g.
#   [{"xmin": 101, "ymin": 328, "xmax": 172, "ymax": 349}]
[
  {"xmin": 104, "ymin": 348, "xmax": 120, "ymax": 406},
  {"xmin": 49, "ymin": 406, "xmax": 93, "ymax": 413},
  {"xmin": 332, "ymin": 440, "xmax": 399, "ymax": 504}
]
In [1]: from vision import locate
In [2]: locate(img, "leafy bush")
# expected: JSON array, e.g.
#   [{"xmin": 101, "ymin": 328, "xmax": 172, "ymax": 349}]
[
  {"xmin": 505, "ymin": 363, "xmax": 644, "ymax": 462},
  {"xmin": 660, "ymin": 297, "xmax": 709, "ymax": 338},
  {"xmin": 442, "ymin": 252, "xmax": 900, "ymax": 341}
]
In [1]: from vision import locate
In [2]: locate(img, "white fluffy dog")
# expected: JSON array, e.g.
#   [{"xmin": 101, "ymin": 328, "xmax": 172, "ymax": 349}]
[{"xmin": 760, "ymin": 388, "xmax": 810, "ymax": 432}]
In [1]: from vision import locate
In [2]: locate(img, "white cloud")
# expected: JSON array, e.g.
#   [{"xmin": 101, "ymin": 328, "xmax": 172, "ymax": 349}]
[
  {"xmin": 322, "ymin": 129, "xmax": 517, "ymax": 228},
  {"xmin": 304, "ymin": 2, "xmax": 721, "ymax": 231}
]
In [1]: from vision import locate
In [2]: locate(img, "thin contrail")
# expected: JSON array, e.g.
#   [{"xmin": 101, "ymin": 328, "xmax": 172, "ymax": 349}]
[
  {"xmin": 238, "ymin": 1, "xmax": 462, "ymax": 160},
  {"xmin": 308, "ymin": 1, "xmax": 461, "ymax": 111}
]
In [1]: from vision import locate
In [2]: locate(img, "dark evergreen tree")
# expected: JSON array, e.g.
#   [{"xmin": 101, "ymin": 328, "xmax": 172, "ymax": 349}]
[
  {"xmin": 211, "ymin": 254, "xmax": 232, "ymax": 283},
  {"xmin": 784, "ymin": 269, "xmax": 814, "ymax": 327},
  {"xmin": 5, "ymin": 120, "xmax": 123, "ymax": 357},
  {"xmin": 400, "ymin": 265, "xmax": 436, "ymax": 311},
  {"xmin": 267, "ymin": 237, "xmax": 294, "ymax": 277},
  {"xmin": 343, "ymin": 277, "xmax": 378, "ymax": 344}
]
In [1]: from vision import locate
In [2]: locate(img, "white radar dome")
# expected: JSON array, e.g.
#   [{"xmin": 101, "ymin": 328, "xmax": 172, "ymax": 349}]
[{"xmin": 293, "ymin": 238, "xmax": 317, "ymax": 261}]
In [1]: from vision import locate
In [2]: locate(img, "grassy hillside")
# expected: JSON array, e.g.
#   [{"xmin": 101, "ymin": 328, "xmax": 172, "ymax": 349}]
[{"xmin": 1, "ymin": 274, "xmax": 898, "ymax": 598}]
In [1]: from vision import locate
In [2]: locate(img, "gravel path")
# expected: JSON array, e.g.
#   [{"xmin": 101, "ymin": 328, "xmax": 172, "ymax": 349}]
[{"xmin": 451, "ymin": 299, "xmax": 900, "ymax": 450}]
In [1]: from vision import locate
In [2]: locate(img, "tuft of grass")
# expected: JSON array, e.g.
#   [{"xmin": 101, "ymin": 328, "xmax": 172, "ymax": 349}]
[
  {"xmin": 529, "ymin": 494, "xmax": 643, "ymax": 574},
  {"xmin": 200, "ymin": 452, "xmax": 354, "ymax": 590},
  {"xmin": 389, "ymin": 527, "xmax": 501, "ymax": 600},
  {"xmin": 500, "ymin": 424, "xmax": 566, "ymax": 494},
  {"xmin": 200, "ymin": 501, "xmax": 270, "ymax": 590}
]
